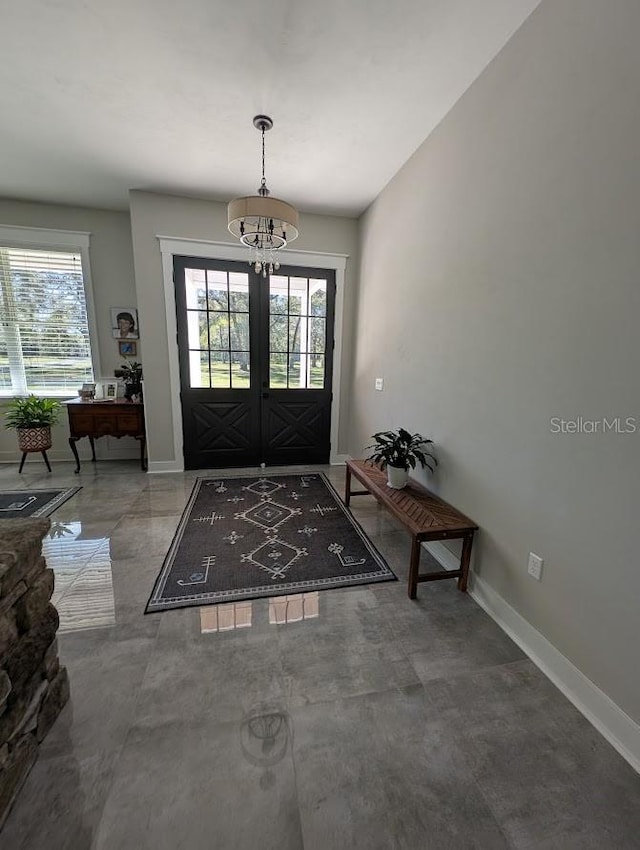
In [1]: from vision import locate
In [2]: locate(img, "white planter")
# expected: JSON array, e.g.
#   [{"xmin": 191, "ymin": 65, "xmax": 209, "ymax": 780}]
[{"xmin": 386, "ymin": 464, "xmax": 408, "ymax": 489}]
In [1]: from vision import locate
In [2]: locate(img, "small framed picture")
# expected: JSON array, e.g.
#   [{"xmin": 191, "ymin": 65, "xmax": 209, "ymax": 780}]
[
  {"xmin": 118, "ymin": 340, "xmax": 137, "ymax": 357},
  {"xmin": 96, "ymin": 380, "xmax": 119, "ymax": 400},
  {"xmin": 104, "ymin": 381, "xmax": 118, "ymax": 400},
  {"xmin": 111, "ymin": 307, "xmax": 139, "ymax": 340}
]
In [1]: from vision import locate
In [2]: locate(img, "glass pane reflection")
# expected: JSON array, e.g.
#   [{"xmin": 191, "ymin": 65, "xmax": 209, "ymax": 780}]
[
  {"xmin": 200, "ymin": 602, "xmax": 252, "ymax": 633},
  {"xmin": 45, "ymin": 521, "xmax": 115, "ymax": 633},
  {"xmin": 269, "ymin": 592, "xmax": 319, "ymax": 624}
]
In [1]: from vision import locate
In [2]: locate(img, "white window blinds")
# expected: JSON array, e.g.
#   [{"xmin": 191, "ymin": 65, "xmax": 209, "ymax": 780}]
[{"xmin": 0, "ymin": 246, "xmax": 94, "ymax": 395}]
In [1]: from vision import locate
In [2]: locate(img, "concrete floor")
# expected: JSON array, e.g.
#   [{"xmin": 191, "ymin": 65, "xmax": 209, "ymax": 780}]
[{"xmin": 1, "ymin": 459, "xmax": 639, "ymax": 849}]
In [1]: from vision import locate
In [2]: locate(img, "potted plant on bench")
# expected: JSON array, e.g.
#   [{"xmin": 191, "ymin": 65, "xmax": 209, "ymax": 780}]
[
  {"xmin": 365, "ymin": 427, "xmax": 437, "ymax": 489},
  {"xmin": 4, "ymin": 395, "xmax": 62, "ymax": 473}
]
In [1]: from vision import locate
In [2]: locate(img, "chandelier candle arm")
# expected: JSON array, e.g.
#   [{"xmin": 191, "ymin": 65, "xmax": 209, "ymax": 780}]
[{"xmin": 227, "ymin": 115, "xmax": 299, "ymax": 276}]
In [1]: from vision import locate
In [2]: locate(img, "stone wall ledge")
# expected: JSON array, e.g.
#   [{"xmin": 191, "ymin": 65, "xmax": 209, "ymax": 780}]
[{"xmin": 0, "ymin": 517, "xmax": 68, "ymax": 830}]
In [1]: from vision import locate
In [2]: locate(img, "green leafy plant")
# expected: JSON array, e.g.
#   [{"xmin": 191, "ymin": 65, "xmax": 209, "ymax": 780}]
[
  {"xmin": 4, "ymin": 395, "xmax": 62, "ymax": 430},
  {"xmin": 114, "ymin": 360, "xmax": 143, "ymax": 385},
  {"xmin": 365, "ymin": 428, "xmax": 437, "ymax": 472}
]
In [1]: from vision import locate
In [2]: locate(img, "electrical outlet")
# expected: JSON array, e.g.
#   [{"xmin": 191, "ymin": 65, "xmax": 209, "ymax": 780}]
[
  {"xmin": 375, "ymin": 377, "xmax": 384, "ymax": 391},
  {"xmin": 527, "ymin": 552, "xmax": 544, "ymax": 581}
]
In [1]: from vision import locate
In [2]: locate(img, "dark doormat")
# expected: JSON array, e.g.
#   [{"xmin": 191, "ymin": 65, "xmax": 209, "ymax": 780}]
[
  {"xmin": 146, "ymin": 473, "xmax": 396, "ymax": 612},
  {"xmin": 0, "ymin": 487, "xmax": 82, "ymax": 519}
]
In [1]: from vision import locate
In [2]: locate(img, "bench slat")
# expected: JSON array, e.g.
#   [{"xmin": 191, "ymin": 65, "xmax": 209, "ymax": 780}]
[{"xmin": 346, "ymin": 460, "xmax": 477, "ymax": 536}]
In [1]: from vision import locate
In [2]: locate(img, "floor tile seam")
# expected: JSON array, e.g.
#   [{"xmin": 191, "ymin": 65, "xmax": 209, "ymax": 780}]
[
  {"xmin": 287, "ymin": 690, "xmax": 516, "ymax": 850},
  {"xmin": 283, "ymin": 682, "xmax": 425, "ymax": 716},
  {"xmin": 420, "ymin": 706, "xmax": 535, "ymax": 850},
  {"xmin": 71, "ymin": 740, "xmax": 130, "ymax": 847},
  {"xmin": 405, "ymin": 656, "xmax": 540, "ymax": 694},
  {"xmin": 126, "ymin": 599, "xmax": 169, "ymax": 732},
  {"xmin": 455, "ymin": 715, "xmax": 587, "ymax": 794}
]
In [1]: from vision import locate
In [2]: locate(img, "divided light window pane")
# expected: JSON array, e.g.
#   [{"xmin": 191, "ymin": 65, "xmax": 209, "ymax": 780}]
[{"xmin": 0, "ymin": 247, "xmax": 94, "ymax": 395}]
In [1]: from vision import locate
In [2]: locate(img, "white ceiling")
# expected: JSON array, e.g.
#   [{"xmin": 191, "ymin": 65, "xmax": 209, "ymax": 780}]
[{"xmin": 0, "ymin": 0, "xmax": 541, "ymax": 217}]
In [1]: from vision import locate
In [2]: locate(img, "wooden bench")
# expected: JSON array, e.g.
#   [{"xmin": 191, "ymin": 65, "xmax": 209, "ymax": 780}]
[{"xmin": 344, "ymin": 459, "xmax": 478, "ymax": 599}]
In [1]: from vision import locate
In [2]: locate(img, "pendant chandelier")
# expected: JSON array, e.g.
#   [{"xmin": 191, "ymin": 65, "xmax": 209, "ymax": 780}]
[{"xmin": 227, "ymin": 115, "xmax": 299, "ymax": 277}]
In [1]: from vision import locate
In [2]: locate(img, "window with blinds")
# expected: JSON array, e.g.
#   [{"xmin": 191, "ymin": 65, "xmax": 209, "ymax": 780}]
[{"xmin": 0, "ymin": 246, "xmax": 94, "ymax": 395}]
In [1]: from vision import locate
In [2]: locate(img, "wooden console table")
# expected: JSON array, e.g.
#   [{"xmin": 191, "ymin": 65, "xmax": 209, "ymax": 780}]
[
  {"xmin": 345, "ymin": 459, "xmax": 478, "ymax": 598},
  {"xmin": 65, "ymin": 399, "xmax": 147, "ymax": 473}
]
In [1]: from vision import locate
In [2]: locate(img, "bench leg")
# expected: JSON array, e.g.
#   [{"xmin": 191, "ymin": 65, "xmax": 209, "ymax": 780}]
[
  {"xmin": 344, "ymin": 465, "xmax": 352, "ymax": 506},
  {"xmin": 458, "ymin": 534, "xmax": 474, "ymax": 592},
  {"xmin": 408, "ymin": 536, "xmax": 421, "ymax": 599}
]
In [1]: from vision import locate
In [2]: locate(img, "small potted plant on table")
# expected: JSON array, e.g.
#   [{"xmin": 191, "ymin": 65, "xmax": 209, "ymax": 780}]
[
  {"xmin": 114, "ymin": 360, "xmax": 143, "ymax": 401},
  {"xmin": 365, "ymin": 427, "xmax": 437, "ymax": 489},
  {"xmin": 4, "ymin": 395, "xmax": 62, "ymax": 473}
]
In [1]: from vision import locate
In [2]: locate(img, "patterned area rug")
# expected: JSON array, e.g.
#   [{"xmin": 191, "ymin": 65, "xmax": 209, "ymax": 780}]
[
  {"xmin": 146, "ymin": 473, "xmax": 396, "ymax": 612},
  {"xmin": 0, "ymin": 487, "xmax": 81, "ymax": 519}
]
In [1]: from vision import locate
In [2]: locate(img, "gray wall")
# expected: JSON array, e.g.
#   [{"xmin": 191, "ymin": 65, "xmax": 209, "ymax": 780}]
[
  {"xmin": 0, "ymin": 199, "xmax": 138, "ymax": 462},
  {"xmin": 129, "ymin": 190, "xmax": 358, "ymax": 465},
  {"xmin": 352, "ymin": 0, "xmax": 640, "ymax": 722}
]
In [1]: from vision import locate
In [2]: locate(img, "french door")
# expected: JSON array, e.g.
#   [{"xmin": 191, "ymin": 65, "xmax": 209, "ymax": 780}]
[{"xmin": 174, "ymin": 256, "xmax": 335, "ymax": 469}]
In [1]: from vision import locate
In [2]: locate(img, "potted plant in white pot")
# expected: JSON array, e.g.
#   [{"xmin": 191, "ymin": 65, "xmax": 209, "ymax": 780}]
[
  {"xmin": 4, "ymin": 395, "xmax": 62, "ymax": 472},
  {"xmin": 365, "ymin": 427, "xmax": 437, "ymax": 489}
]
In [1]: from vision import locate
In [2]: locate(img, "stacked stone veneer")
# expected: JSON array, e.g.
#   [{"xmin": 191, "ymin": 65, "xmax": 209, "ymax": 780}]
[{"xmin": 0, "ymin": 518, "xmax": 69, "ymax": 828}]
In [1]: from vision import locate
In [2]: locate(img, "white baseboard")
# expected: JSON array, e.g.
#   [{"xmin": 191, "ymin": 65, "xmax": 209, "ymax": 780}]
[
  {"xmin": 330, "ymin": 453, "xmax": 349, "ymax": 466},
  {"xmin": 147, "ymin": 460, "xmax": 184, "ymax": 474},
  {"xmin": 424, "ymin": 540, "xmax": 460, "ymax": 570},
  {"xmin": 425, "ymin": 543, "xmax": 640, "ymax": 774}
]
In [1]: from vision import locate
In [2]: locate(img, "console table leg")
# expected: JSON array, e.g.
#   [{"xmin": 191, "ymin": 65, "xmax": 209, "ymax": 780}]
[
  {"xmin": 41, "ymin": 451, "xmax": 52, "ymax": 472},
  {"xmin": 458, "ymin": 534, "xmax": 474, "ymax": 592},
  {"xmin": 88, "ymin": 436, "xmax": 96, "ymax": 462},
  {"xmin": 408, "ymin": 536, "xmax": 421, "ymax": 599},
  {"xmin": 344, "ymin": 465, "xmax": 352, "ymax": 506},
  {"xmin": 69, "ymin": 438, "xmax": 81, "ymax": 474},
  {"xmin": 18, "ymin": 452, "xmax": 27, "ymax": 474}
]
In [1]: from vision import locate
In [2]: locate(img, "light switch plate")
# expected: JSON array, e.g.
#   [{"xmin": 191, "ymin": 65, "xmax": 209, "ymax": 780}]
[{"xmin": 375, "ymin": 377, "xmax": 384, "ymax": 391}]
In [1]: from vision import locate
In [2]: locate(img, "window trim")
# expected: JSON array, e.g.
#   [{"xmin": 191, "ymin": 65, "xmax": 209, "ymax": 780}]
[{"xmin": 0, "ymin": 224, "xmax": 101, "ymax": 397}]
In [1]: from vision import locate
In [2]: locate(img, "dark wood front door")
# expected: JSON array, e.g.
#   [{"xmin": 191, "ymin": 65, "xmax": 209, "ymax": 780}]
[{"xmin": 174, "ymin": 256, "xmax": 335, "ymax": 470}]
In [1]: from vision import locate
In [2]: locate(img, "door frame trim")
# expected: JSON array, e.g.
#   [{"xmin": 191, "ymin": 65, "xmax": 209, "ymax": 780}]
[{"xmin": 158, "ymin": 236, "xmax": 347, "ymax": 472}]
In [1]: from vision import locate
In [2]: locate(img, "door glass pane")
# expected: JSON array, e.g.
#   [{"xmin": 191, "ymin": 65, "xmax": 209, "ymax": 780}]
[
  {"xmin": 269, "ymin": 353, "xmax": 287, "ymax": 388},
  {"xmin": 230, "ymin": 352, "xmax": 250, "ymax": 388},
  {"xmin": 209, "ymin": 315, "xmax": 230, "ymax": 350},
  {"xmin": 211, "ymin": 351, "xmax": 231, "ymax": 388},
  {"xmin": 309, "ymin": 354, "xmax": 325, "ymax": 388},
  {"xmin": 310, "ymin": 317, "xmax": 326, "ymax": 354},
  {"xmin": 229, "ymin": 313, "xmax": 249, "ymax": 353},
  {"xmin": 288, "ymin": 286, "xmax": 304, "ymax": 315},
  {"xmin": 289, "ymin": 317, "xmax": 301, "ymax": 355},
  {"xmin": 187, "ymin": 311, "xmax": 208, "ymax": 350},
  {"xmin": 207, "ymin": 270, "xmax": 228, "ymax": 311},
  {"xmin": 188, "ymin": 350, "xmax": 209, "ymax": 388},
  {"xmin": 269, "ymin": 276, "xmax": 288, "ymax": 314},
  {"xmin": 229, "ymin": 274, "xmax": 249, "ymax": 311},
  {"xmin": 270, "ymin": 316, "xmax": 287, "ymax": 353},
  {"xmin": 288, "ymin": 357, "xmax": 303, "ymax": 389},
  {"xmin": 185, "ymin": 269, "xmax": 207, "ymax": 309},
  {"xmin": 310, "ymin": 281, "xmax": 327, "ymax": 316}
]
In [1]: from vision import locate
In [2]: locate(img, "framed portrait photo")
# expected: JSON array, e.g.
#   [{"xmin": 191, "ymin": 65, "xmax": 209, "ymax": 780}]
[
  {"xmin": 111, "ymin": 307, "xmax": 139, "ymax": 340},
  {"xmin": 118, "ymin": 340, "xmax": 137, "ymax": 357}
]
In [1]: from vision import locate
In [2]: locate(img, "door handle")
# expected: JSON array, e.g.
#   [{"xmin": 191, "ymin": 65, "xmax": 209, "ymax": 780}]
[{"xmin": 262, "ymin": 392, "xmax": 269, "ymax": 399}]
